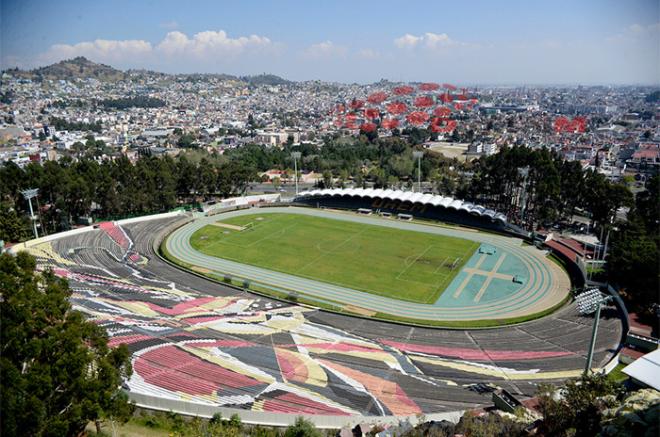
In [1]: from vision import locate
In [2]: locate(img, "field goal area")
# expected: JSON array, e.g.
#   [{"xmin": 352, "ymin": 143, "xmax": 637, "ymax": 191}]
[{"xmin": 395, "ymin": 242, "xmax": 477, "ymax": 301}]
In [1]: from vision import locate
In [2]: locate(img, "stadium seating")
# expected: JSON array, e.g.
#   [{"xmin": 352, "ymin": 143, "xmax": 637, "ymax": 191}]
[{"xmin": 99, "ymin": 222, "xmax": 131, "ymax": 252}]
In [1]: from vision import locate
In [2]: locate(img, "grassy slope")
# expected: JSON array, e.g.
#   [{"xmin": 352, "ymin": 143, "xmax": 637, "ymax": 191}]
[{"xmin": 190, "ymin": 213, "xmax": 477, "ymax": 304}]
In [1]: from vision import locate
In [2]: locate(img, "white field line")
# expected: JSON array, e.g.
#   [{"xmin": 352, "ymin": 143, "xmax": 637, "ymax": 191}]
[
  {"xmin": 395, "ymin": 245, "xmax": 434, "ymax": 281},
  {"xmin": 295, "ymin": 229, "xmax": 365, "ymax": 274}
]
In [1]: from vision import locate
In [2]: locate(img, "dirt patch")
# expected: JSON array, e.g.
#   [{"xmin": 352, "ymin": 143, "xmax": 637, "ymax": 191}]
[
  {"xmin": 344, "ymin": 304, "xmax": 376, "ymax": 317},
  {"xmin": 210, "ymin": 222, "xmax": 245, "ymax": 231}
]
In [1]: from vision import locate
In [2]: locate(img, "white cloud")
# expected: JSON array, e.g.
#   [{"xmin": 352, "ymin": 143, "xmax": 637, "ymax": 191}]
[
  {"xmin": 394, "ymin": 34, "xmax": 422, "ymax": 49},
  {"xmin": 156, "ymin": 30, "xmax": 273, "ymax": 57},
  {"xmin": 42, "ymin": 39, "xmax": 152, "ymax": 65},
  {"xmin": 18, "ymin": 30, "xmax": 277, "ymax": 69},
  {"xmin": 394, "ymin": 32, "xmax": 471, "ymax": 50},
  {"xmin": 302, "ymin": 41, "xmax": 347, "ymax": 58},
  {"xmin": 155, "ymin": 31, "xmax": 189, "ymax": 55},
  {"xmin": 423, "ymin": 32, "xmax": 453, "ymax": 48}
]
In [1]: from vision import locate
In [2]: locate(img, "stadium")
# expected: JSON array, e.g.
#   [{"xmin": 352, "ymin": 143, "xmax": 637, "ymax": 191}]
[{"xmin": 11, "ymin": 189, "xmax": 626, "ymax": 427}]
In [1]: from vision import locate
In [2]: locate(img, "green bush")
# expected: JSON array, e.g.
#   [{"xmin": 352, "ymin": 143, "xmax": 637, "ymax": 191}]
[{"xmin": 284, "ymin": 417, "xmax": 322, "ymax": 437}]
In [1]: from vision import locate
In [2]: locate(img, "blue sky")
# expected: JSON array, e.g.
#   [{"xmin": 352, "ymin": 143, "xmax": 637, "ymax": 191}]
[{"xmin": 2, "ymin": 0, "xmax": 659, "ymax": 84}]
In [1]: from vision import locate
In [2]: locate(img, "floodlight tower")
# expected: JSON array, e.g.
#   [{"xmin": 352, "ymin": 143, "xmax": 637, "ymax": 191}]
[
  {"xmin": 575, "ymin": 288, "xmax": 613, "ymax": 374},
  {"xmin": 21, "ymin": 188, "xmax": 40, "ymax": 239},
  {"xmin": 291, "ymin": 151, "xmax": 302, "ymax": 196},
  {"xmin": 413, "ymin": 150, "xmax": 424, "ymax": 193}
]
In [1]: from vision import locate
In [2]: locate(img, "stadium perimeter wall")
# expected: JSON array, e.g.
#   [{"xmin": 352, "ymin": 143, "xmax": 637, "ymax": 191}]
[
  {"xmin": 9, "ymin": 225, "xmax": 95, "ymax": 252},
  {"xmin": 8, "ymin": 211, "xmax": 187, "ymax": 254},
  {"xmin": 127, "ymin": 391, "xmax": 464, "ymax": 429}
]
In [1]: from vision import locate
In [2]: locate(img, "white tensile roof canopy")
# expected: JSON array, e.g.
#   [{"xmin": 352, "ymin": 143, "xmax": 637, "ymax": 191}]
[
  {"xmin": 296, "ymin": 188, "xmax": 507, "ymax": 223},
  {"xmin": 622, "ymin": 349, "xmax": 660, "ymax": 390}
]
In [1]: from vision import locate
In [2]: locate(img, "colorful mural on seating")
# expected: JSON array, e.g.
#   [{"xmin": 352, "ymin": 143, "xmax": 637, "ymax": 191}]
[{"xmin": 17, "ymin": 218, "xmax": 602, "ymax": 416}]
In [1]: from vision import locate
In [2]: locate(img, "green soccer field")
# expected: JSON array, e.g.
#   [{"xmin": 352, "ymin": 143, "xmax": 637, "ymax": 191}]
[{"xmin": 190, "ymin": 213, "xmax": 478, "ymax": 303}]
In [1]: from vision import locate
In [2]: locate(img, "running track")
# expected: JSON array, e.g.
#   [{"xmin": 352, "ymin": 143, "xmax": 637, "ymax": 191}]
[{"xmin": 166, "ymin": 207, "xmax": 569, "ymax": 321}]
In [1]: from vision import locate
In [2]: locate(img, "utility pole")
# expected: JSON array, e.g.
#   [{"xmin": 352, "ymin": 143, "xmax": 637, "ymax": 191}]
[
  {"xmin": 291, "ymin": 151, "xmax": 301, "ymax": 196},
  {"xmin": 21, "ymin": 188, "xmax": 40, "ymax": 239},
  {"xmin": 413, "ymin": 150, "xmax": 424, "ymax": 193}
]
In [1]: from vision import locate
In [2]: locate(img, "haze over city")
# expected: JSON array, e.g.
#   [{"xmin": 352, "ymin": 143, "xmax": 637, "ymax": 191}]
[{"xmin": 2, "ymin": 0, "xmax": 659, "ymax": 84}]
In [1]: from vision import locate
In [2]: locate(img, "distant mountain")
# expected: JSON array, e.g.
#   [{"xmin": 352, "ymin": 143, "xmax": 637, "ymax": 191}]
[
  {"xmin": 12, "ymin": 57, "xmax": 127, "ymax": 82},
  {"xmin": 240, "ymin": 74, "xmax": 291, "ymax": 86}
]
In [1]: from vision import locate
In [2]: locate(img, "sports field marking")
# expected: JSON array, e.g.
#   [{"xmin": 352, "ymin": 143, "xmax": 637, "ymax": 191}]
[
  {"xmin": 207, "ymin": 222, "xmax": 298, "ymax": 251},
  {"xmin": 295, "ymin": 229, "xmax": 365, "ymax": 275},
  {"xmin": 395, "ymin": 274, "xmax": 448, "ymax": 286},
  {"xmin": 473, "ymin": 253, "xmax": 509, "ymax": 303},
  {"xmin": 210, "ymin": 222, "xmax": 246, "ymax": 231},
  {"xmin": 433, "ymin": 256, "xmax": 451, "ymax": 274},
  {"xmin": 452, "ymin": 253, "xmax": 488, "ymax": 299},
  {"xmin": 395, "ymin": 245, "xmax": 434, "ymax": 280},
  {"xmin": 462, "ymin": 268, "xmax": 514, "ymax": 281}
]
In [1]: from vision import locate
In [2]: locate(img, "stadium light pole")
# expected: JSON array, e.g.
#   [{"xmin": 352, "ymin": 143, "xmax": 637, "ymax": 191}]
[
  {"xmin": 601, "ymin": 216, "xmax": 615, "ymax": 262},
  {"xmin": 413, "ymin": 150, "xmax": 424, "ymax": 193},
  {"xmin": 575, "ymin": 288, "xmax": 613, "ymax": 375},
  {"xmin": 517, "ymin": 167, "xmax": 529, "ymax": 226},
  {"xmin": 21, "ymin": 188, "xmax": 40, "ymax": 239},
  {"xmin": 291, "ymin": 151, "xmax": 302, "ymax": 196}
]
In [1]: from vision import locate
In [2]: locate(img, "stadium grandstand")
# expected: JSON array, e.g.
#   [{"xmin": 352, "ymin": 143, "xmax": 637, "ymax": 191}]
[{"xmin": 294, "ymin": 188, "xmax": 515, "ymax": 233}]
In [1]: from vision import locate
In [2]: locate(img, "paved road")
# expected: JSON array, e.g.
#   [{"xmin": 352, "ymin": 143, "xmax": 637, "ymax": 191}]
[{"xmin": 166, "ymin": 207, "xmax": 568, "ymax": 321}]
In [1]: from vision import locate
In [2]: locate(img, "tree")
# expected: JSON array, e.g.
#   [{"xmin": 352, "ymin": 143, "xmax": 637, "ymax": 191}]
[
  {"xmin": 607, "ymin": 175, "xmax": 659, "ymax": 314},
  {"xmin": 601, "ymin": 389, "xmax": 660, "ymax": 437},
  {"xmin": 387, "ymin": 154, "xmax": 414, "ymax": 178},
  {"xmin": 177, "ymin": 133, "xmax": 196, "ymax": 148},
  {"xmin": 228, "ymin": 413, "xmax": 242, "ymax": 430},
  {"xmin": 454, "ymin": 411, "xmax": 527, "ymax": 437},
  {"xmin": 283, "ymin": 417, "xmax": 322, "ymax": 437},
  {"xmin": 0, "ymin": 252, "xmax": 134, "ymax": 436},
  {"xmin": 635, "ymin": 175, "xmax": 660, "ymax": 235},
  {"xmin": 0, "ymin": 204, "xmax": 31, "ymax": 242},
  {"xmin": 321, "ymin": 170, "xmax": 333, "ymax": 188},
  {"xmin": 537, "ymin": 373, "xmax": 624, "ymax": 437}
]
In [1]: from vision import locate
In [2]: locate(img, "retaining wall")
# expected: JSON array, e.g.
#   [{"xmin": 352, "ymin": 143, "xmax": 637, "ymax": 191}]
[{"xmin": 127, "ymin": 391, "xmax": 464, "ymax": 429}]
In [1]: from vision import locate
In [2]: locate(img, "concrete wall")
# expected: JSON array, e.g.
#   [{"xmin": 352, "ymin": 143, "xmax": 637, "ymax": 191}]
[
  {"xmin": 127, "ymin": 391, "xmax": 464, "ymax": 429},
  {"xmin": 203, "ymin": 194, "xmax": 280, "ymax": 213},
  {"xmin": 9, "ymin": 225, "xmax": 95, "ymax": 253},
  {"xmin": 115, "ymin": 211, "xmax": 185, "ymax": 226}
]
